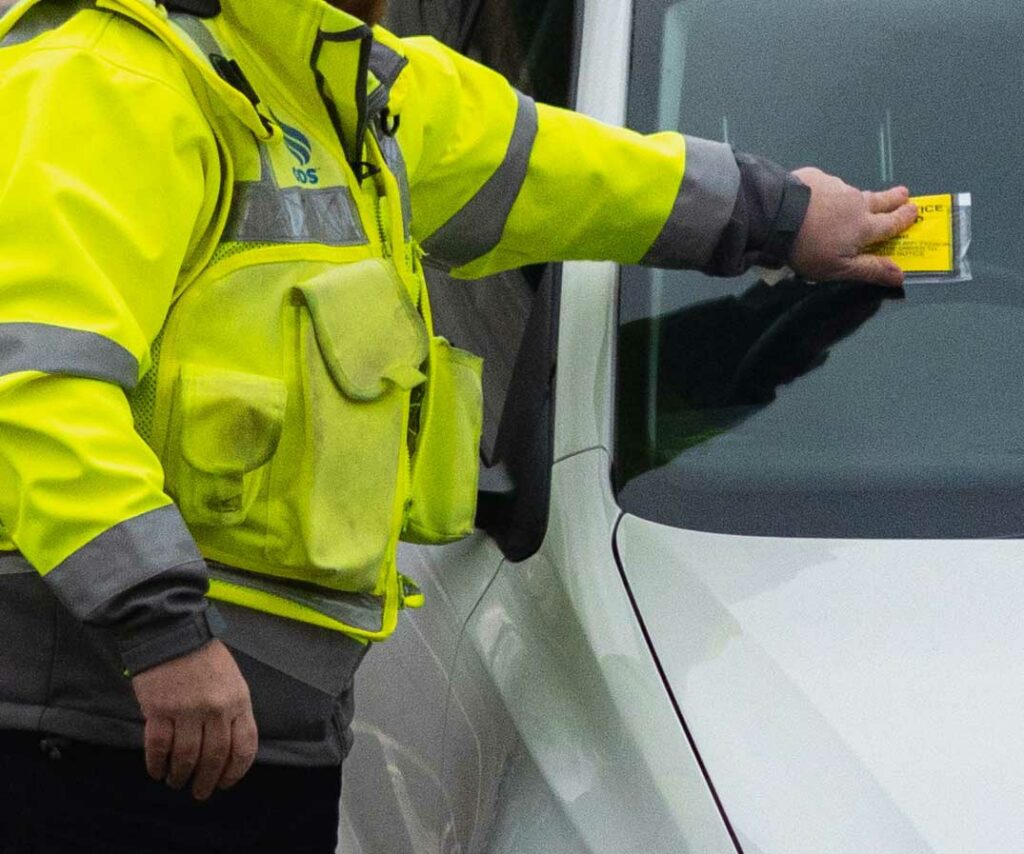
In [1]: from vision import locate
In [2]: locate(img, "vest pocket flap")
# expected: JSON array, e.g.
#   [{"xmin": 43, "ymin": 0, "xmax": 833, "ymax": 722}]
[
  {"xmin": 293, "ymin": 259, "xmax": 428, "ymax": 401},
  {"xmin": 179, "ymin": 365, "xmax": 287, "ymax": 475}
]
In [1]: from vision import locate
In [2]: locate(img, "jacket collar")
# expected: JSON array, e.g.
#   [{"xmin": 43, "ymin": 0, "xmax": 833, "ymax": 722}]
[{"xmin": 217, "ymin": 0, "xmax": 375, "ymax": 167}]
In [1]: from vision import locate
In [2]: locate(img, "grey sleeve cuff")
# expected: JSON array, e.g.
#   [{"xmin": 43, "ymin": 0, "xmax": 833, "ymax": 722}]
[
  {"xmin": 640, "ymin": 140, "xmax": 811, "ymax": 277},
  {"xmin": 117, "ymin": 604, "xmax": 227, "ymax": 676},
  {"xmin": 699, "ymin": 152, "xmax": 811, "ymax": 277},
  {"xmin": 39, "ymin": 504, "xmax": 224, "ymax": 675}
]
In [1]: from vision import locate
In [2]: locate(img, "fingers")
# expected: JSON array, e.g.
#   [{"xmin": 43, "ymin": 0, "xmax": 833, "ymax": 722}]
[
  {"xmin": 864, "ymin": 184, "xmax": 909, "ymax": 213},
  {"xmin": 191, "ymin": 716, "xmax": 232, "ymax": 801},
  {"xmin": 842, "ymin": 253, "xmax": 906, "ymax": 288},
  {"xmin": 144, "ymin": 717, "xmax": 174, "ymax": 782},
  {"xmin": 145, "ymin": 712, "xmax": 258, "ymax": 800},
  {"xmin": 166, "ymin": 718, "xmax": 203, "ymax": 790},
  {"xmin": 132, "ymin": 640, "xmax": 258, "ymax": 799},
  {"xmin": 218, "ymin": 713, "xmax": 259, "ymax": 791},
  {"xmin": 864, "ymin": 199, "xmax": 918, "ymax": 245}
]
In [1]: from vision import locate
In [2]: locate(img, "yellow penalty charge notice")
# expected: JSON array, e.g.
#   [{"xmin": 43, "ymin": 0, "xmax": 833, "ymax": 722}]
[{"xmin": 870, "ymin": 193, "xmax": 956, "ymax": 274}]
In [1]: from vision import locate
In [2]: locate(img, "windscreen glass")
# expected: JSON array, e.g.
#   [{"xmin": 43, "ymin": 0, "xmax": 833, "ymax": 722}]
[{"xmin": 616, "ymin": 0, "xmax": 1024, "ymax": 537}]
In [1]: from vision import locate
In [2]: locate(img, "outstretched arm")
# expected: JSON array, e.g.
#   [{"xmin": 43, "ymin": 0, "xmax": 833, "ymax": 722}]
[{"xmin": 389, "ymin": 33, "xmax": 914, "ymax": 284}]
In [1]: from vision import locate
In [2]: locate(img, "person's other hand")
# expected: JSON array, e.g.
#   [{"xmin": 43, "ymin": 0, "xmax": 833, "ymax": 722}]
[
  {"xmin": 789, "ymin": 168, "xmax": 917, "ymax": 287},
  {"xmin": 131, "ymin": 639, "xmax": 258, "ymax": 801}
]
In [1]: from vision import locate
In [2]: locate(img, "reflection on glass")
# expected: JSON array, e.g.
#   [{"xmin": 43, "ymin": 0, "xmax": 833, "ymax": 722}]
[{"xmin": 619, "ymin": 279, "xmax": 899, "ymax": 478}]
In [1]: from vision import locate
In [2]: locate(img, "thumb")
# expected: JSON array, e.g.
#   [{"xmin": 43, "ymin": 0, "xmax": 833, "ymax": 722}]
[{"xmin": 842, "ymin": 253, "xmax": 906, "ymax": 288}]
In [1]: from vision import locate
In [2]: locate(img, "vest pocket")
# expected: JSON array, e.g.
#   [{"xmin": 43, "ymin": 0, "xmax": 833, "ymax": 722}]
[
  {"xmin": 264, "ymin": 259, "xmax": 428, "ymax": 590},
  {"xmin": 172, "ymin": 365, "xmax": 286, "ymax": 526},
  {"xmin": 402, "ymin": 336, "xmax": 484, "ymax": 544}
]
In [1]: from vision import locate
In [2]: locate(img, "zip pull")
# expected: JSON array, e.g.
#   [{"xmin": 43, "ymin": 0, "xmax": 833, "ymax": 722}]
[{"xmin": 398, "ymin": 574, "xmax": 424, "ymax": 609}]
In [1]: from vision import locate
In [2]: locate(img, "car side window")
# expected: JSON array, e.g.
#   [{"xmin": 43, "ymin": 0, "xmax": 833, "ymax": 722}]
[
  {"xmin": 386, "ymin": 0, "xmax": 574, "ymax": 105},
  {"xmin": 385, "ymin": 0, "xmax": 577, "ymax": 558}
]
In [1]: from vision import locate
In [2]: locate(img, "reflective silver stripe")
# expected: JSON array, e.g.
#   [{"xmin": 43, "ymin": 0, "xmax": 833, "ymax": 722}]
[
  {"xmin": 368, "ymin": 40, "xmax": 408, "ymax": 89},
  {"xmin": 377, "ymin": 131, "xmax": 412, "ymax": 240},
  {"xmin": 224, "ymin": 146, "xmax": 369, "ymax": 246},
  {"xmin": 368, "ymin": 42, "xmax": 411, "ymax": 238},
  {"xmin": 45, "ymin": 505, "xmax": 203, "ymax": 620},
  {"xmin": 0, "ymin": 322, "xmax": 139, "ymax": 389},
  {"xmin": 422, "ymin": 90, "xmax": 539, "ymax": 268},
  {"xmin": 0, "ymin": 0, "xmax": 93, "ymax": 46},
  {"xmin": 641, "ymin": 135, "xmax": 741, "ymax": 268},
  {"xmin": 167, "ymin": 10, "xmax": 222, "ymax": 59},
  {"xmin": 208, "ymin": 561, "xmax": 384, "ymax": 634}
]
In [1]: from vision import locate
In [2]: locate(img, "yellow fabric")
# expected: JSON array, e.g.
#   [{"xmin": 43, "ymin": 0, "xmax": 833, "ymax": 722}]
[
  {"xmin": 0, "ymin": 9, "xmax": 220, "ymax": 573},
  {"xmin": 467, "ymin": 109, "xmax": 685, "ymax": 276},
  {"xmin": 403, "ymin": 336, "xmax": 483, "ymax": 545},
  {"xmin": 175, "ymin": 365, "xmax": 286, "ymax": 526},
  {"xmin": 157, "ymin": 257, "xmax": 428, "ymax": 601},
  {"xmin": 392, "ymin": 36, "xmax": 688, "ymax": 278}
]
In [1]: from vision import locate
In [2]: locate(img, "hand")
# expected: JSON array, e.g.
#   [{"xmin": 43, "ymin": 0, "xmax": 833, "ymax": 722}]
[
  {"xmin": 131, "ymin": 639, "xmax": 258, "ymax": 801},
  {"xmin": 788, "ymin": 168, "xmax": 918, "ymax": 287}
]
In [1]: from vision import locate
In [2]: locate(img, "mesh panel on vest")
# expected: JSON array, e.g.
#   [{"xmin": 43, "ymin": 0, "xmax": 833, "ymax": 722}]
[
  {"xmin": 129, "ymin": 329, "xmax": 163, "ymax": 444},
  {"xmin": 129, "ymin": 242, "xmax": 277, "ymax": 443},
  {"xmin": 208, "ymin": 240, "xmax": 278, "ymax": 266}
]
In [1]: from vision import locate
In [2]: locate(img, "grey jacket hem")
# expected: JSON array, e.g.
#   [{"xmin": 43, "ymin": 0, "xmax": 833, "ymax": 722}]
[{"xmin": 0, "ymin": 571, "xmax": 367, "ymax": 768}]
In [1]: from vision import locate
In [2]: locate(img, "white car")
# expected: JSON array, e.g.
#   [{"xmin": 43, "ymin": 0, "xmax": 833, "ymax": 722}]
[{"xmin": 341, "ymin": 0, "xmax": 1024, "ymax": 851}]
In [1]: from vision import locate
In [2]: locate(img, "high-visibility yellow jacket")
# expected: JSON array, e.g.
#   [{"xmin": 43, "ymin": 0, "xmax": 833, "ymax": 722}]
[{"xmin": 0, "ymin": 0, "xmax": 805, "ymax": 674}]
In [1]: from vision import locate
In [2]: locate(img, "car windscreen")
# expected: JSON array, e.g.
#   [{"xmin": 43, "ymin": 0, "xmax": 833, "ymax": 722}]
[{"xmin": 615, "ymin": 0, "xmax": 1024, "ymax": 538}]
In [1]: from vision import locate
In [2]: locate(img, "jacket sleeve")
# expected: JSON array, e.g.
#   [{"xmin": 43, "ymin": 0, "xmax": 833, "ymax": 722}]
[
  {"xmin": 0, "ymin": 41, "xmax": 223, "ymax": 674},
  {"xmin": 393, "ymin": 35, "xmax": 809, "ymax": 279}
]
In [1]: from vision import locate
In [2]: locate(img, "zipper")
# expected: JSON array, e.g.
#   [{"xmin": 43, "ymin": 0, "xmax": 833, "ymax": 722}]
[
  {"xmin": 310, "ymin": 28, "xmax": 374, "ymax": 178},
  {"xmin": 375, "ymin": 190, "xmax": 391, "ymax": 258}
]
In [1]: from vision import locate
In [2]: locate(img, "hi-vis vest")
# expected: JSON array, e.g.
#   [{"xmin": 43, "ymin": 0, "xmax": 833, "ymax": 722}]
[
  {"xmin": 127, "ymin": 7, "xmax": 486, "ymax": 640},
  {"xmin": 0, "ymin": 0, "xmax": 731, "ymax": 645}
]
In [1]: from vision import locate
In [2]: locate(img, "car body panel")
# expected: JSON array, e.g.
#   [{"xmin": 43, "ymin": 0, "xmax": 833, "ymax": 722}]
[
  {"xmin": 553, "ymin": 260, "xmax": 618, "ymax": 461},
  {"xmin": 617, "ymin": 516, "xmax": 1024, "ymax": 854},
  {"xmin": 339, "ymin": 535, "xmax": 507, "ymax": 853},
  {"xmin": 446, "ymin": 447, "xmax": 737, "ymax": 853},
  {"xmin": 342, "ymin": 0, "xmax": 740, "ymax": 846},
  {"xmin": 552, "ymin": 0, "xmax": 629, "ymax": 461}
]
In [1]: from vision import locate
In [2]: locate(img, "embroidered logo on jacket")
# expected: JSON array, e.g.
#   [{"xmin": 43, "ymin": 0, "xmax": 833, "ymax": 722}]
[{"xmin": 277, "ymin": 115, "xmax": 319, "ymax": 185}]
